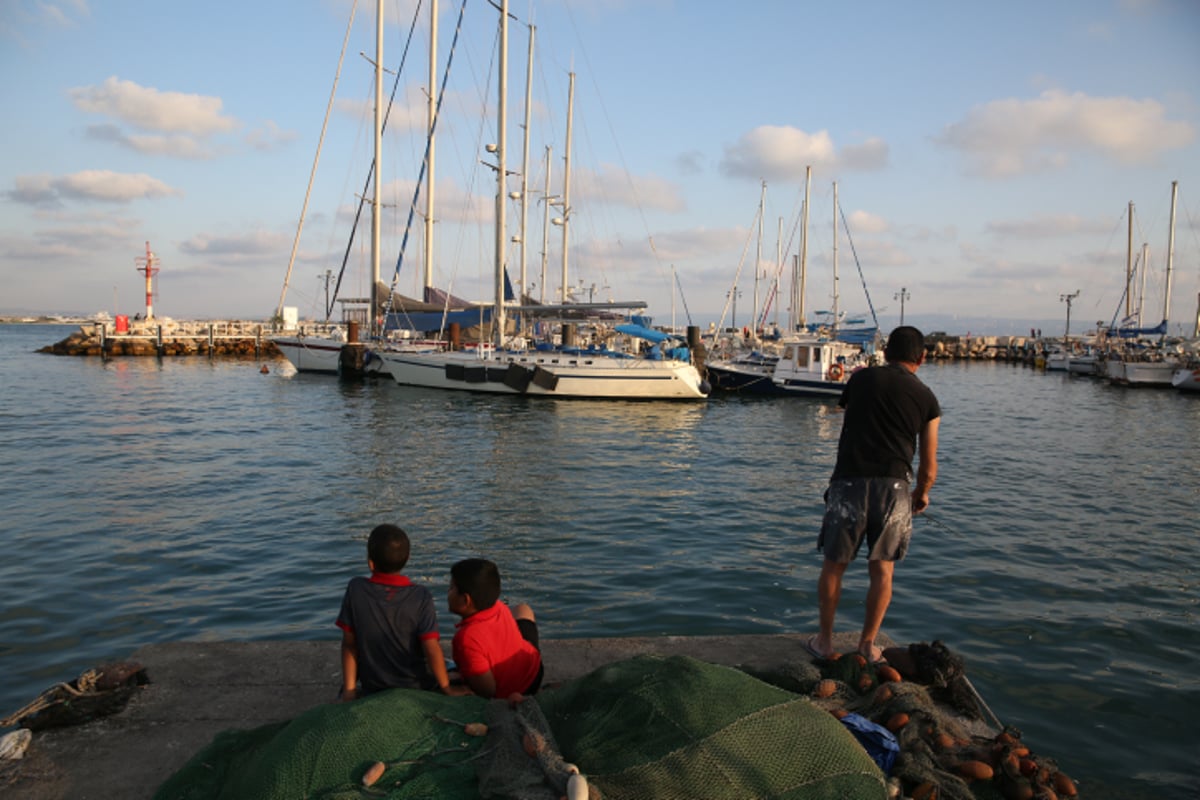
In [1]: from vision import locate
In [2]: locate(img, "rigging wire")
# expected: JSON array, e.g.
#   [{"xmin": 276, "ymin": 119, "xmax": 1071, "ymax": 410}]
[
  {"xmin": 384, "ymin": 0, "xmax": 472, "ymax": 332},
  {"xmin": 326, "ymin": 0, "xmax": 427, "ymax": 322},
  {"xmin": 275, "ymin": 0, "xmax": 360, "ymax": 321}
]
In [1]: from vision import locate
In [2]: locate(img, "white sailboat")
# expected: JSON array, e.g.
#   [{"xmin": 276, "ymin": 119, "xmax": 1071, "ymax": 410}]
[
  {"xmin": 705, "ymin": 173, "xmax": 875, "ymax": 397},
  {"xmin": 377, "ymin": 1, "xmax": 709, "ymax": 400},
  {"xmin": 1106, "ymin": 181, "xmax": 1182, "ymax": 387},
  {"xmin": 272, "ymin": 1, "xmax": 447, "ymax": 376}
]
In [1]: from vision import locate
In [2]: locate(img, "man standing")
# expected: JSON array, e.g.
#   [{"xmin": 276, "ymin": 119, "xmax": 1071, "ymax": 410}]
[{"xmin": 807, "ymin": 326, "xmax": 941, "ymax": 663}]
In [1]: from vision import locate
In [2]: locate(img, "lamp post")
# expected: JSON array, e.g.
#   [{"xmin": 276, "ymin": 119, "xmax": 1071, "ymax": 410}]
[
  {"xmin": 1060, "ymin": 290, "xmax": 1080, "ymax": 341},
  {"xmin": 894, "ymin": 287, "xmax": 910, "ymax": 325}
]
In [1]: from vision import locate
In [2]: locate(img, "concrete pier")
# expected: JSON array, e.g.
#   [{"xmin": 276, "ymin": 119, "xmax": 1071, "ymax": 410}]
[{"xmin": 2, "ymin": 633, "xmax": 887, "ymax": 800}]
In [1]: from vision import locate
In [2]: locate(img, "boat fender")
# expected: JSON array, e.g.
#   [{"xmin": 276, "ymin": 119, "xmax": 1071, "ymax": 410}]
[{"xmin": 828, "ymin": 363, "xmax": 844, "ymax": 381}]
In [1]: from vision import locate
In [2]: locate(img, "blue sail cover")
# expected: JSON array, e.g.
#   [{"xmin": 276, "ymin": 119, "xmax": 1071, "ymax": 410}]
[
  {"xmin": 1113, "ymin": 320, "xmax": 1167, "ymax": 338},
  {"xmin": 836, "ymin": 327, "xmax": 879, "ymax": 345},
  {"xmin": 615, "ymin": 323, "xmax": 671, "ymax": 343},
  {"xmin": 383, "ymin": 307, "xmax": 492, "ymax": 332}
]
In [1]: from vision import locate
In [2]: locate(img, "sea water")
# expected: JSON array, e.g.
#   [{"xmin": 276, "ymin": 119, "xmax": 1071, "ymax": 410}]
[{"xmin": 0, "ymin": 323, "xmax": 1196, "ymax": 799}]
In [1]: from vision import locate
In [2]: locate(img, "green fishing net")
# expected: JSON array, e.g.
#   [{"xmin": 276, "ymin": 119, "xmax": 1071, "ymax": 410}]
[{"xmin": 153, "ymin": 654, "xmax": 886, "ymax": 800}]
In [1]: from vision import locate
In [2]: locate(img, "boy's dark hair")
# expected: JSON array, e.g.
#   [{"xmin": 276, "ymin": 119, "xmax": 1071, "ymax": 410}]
[
  {"xmin": 450, "ymin": 558, "xmax": 501, "ymax": 610},
  {"xmin": 884, "ymin": 326, "xmax": 926, "ymax": 364},
  {"xmin": 367, "ymin": 524, "xmax": 410, "ymax": 574}
]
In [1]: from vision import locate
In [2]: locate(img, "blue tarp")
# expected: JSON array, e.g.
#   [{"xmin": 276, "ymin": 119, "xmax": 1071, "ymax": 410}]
[
  {"xmin": 1113, "ymin": 320, "xmax": 1167, "ymax": 338},
  {"xmin": 615, "ymin": 323, "xmax": 672, "ymax": 343},
  {"xmin": 384, "ymin": 308, "xmax": 491, "ymax": 332}
]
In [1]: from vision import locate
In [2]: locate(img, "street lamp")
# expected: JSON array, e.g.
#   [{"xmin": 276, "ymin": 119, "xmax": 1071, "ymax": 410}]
[
  {"xmin": 894, "ymin": 287, "xmax": 910, "ymax": 325},
  {"xmin": 1060, "ymin": 290, "xmax": 1080, "ymax": 341}
]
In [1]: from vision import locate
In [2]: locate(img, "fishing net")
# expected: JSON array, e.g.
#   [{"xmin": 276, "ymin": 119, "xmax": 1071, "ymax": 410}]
[
  {"xmin": 762, "ymin": 641, "xmax": 1081, "ymax": 800},
  {"xmin": 153, "ymin": 654, "xmax": 887, "ymax": 800}
]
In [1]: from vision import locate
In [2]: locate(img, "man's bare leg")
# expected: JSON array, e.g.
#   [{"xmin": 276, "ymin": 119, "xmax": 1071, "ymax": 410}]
[
  {"xmin": 859, "ymin": 559, "xmax": 894, "ymax": 661},
  {"xmin": 815, "ymin": 559, "xmax": 849, "ymax": 658}
]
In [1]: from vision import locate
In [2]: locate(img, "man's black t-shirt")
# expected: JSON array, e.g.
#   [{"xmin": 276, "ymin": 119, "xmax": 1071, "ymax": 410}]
[{"xmin": 831, "ymin": 363, "xmax": 941, "ymax": 481}]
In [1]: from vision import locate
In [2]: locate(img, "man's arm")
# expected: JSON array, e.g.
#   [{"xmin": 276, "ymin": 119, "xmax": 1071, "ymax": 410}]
[
  {"xmin": 912, "ymin": 416, "xmax": 940, "ymax": 514},
  {"xmin": 340, "ymin": 629, "xmax": 359, "ymax": 701}
]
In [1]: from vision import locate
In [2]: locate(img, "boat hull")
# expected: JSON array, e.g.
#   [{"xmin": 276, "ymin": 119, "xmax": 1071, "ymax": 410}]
[
  {"xmin": 1172, "ymin": 366, "xmax": 1200, "ymax": 392},
  {"xmin": 272, "ymin": 335, "xmax": 346, "ymax": 374},
  {"xmin": 380, "ymin": 350, "xmax": 709, "ymax": 399}
]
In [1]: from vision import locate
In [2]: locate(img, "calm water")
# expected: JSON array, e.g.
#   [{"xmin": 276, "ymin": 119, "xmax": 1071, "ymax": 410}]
[{"xmin": 1, "ymin": 323, "xmax": 1197, "ymax": 798}]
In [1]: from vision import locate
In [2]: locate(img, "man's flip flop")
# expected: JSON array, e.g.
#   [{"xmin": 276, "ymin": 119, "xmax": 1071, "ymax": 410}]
[{"xmin": 804, "ymin": 635, "xmax": 836, "ymax": 660}]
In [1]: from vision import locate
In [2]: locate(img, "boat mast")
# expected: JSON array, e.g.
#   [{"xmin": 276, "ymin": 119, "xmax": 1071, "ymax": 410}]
[
  {"xmin": 796, "ymin": 165, "xmax": 810, "ymax": 333},
  {"xmin": 832, "ymin": 180, "xmax": 840, "ymax": 336},
  {"xmin": 559, "ymin": 71, "xmax": 574, "ymax": 304},
  {"xmin": 753, "ymin": 180, "xmax": 764, "ymax": 336},
  {"xmin": 494, "ymin": 0, "xmax": 508, "ymax": 346},
  {"xmin": 775, "ymin": 216, "xmax": 782, "ymax": 329},
  {"xmin": 1138, "ymin": 243, "xmax": 1150, "ymax": 327},
  {"xmin": 518, "ymin": 23, "xmax": 535, "ymax": 315},
  {"xmin": 423, "ymin": 0, "xmax": 437, "ymax": 296},
  {"xmin": 540, "ymin": 145, "xmax": 552, "ymax": 304},
  {"xmin": 1125, "ymin": 201, "xmax": 1133, "ymax": 321},
  {"xmin": 370, "ymin": 0, "xmax": 383, "ymax": 339},
  {"xmin": 1162, "ymin": 180, "xmax": 1177, "ymax": 342}
]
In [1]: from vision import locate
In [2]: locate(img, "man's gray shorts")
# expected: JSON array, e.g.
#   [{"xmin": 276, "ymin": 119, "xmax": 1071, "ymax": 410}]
[{"xmin": 817, "ymin": 477, "xmax": 912, "ymax": 562}]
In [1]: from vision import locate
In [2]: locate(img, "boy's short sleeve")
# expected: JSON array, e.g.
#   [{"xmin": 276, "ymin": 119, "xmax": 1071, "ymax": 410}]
[
  {"xmin": 335, "ymin": 579, "xmax": 356, "ymax": 632},
  {"xmin": 416, "ymin": 588, "xmax": 439, "ymax": 640}
]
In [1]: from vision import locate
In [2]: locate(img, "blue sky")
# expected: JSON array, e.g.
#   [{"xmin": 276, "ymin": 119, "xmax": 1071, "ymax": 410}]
[{"xmin": 2, "ymin": 0, "xmax": 1198, "ymax": 337}]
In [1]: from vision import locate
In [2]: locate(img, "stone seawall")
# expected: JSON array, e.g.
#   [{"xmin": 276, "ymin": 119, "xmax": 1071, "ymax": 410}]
[{"xmin": 37, "ymin": 324, "xmax": 282, "ymax": 359}]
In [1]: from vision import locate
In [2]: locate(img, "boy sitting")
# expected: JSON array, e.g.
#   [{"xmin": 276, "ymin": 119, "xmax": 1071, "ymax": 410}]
[
  {"xmin": 336, "ymin": 524, "xmax": 465, "ymax": 699},
  {"xmin": 448, "ymin": 558, "xmax": 544, "ymax": 698}
]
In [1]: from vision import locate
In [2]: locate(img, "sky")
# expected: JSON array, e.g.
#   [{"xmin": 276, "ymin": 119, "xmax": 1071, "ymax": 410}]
[{"xmin": 2, "ymin": 0, "xmax": 1199, "ymax": 337}]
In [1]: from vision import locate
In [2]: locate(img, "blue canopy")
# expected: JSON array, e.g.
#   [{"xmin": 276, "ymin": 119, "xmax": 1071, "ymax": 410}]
[{"xmin": 615, "ymin": 323, "xmax": 671, "ymax": 343}]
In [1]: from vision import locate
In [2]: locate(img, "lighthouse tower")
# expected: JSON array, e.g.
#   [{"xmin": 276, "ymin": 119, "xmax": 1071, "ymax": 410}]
[{"xmin": 135, "ymin": 241, "xmax": 160, "ymax": 320}]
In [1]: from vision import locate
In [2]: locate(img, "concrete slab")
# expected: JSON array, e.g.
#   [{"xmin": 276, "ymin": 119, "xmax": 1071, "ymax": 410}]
[{"xmin": 0, "ymin": 632, "xmax": 883, "ymax": 800}]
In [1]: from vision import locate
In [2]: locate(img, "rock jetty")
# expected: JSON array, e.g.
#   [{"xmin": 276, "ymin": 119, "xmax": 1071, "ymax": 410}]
[{"xmin": 37, "ymin": 321, "xmax": 281, "ymax": 359}]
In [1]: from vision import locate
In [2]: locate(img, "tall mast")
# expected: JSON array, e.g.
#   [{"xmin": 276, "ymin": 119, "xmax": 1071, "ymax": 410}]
[
  {"xmin": 518, "ymin": 24, "xmax": 535, "ymax": 309},
  {"xmin": 494, "ymin": 0, "xmax": 508, "ymax": 345},
  {"xmin": 539, "ymin": 145, "xmax": 552, "ymax": 304},
  {"xmin": 560, "ymin": 71, "xmax": 574, "ymax": 303},
  {"xmin": 1162, "ymin": 180, "xmax": 1177, "ymax": 340},
  {"xmin": 796, "ymin": 165, "xmax": 811, "ymax": 332},
  {"xmin": 753, "ymin": 180, "xmax": 764, "ymax": 336},
  {"xmin": 423, "ymin": 0, "xmax": 438, "ymax": 294},
  {"xmin": 775, "ymin": 215, "xmax": 782, "ymax": 329},
  {"xmin": 1125, "ymin": 201, "xmax": 1133, "ymax": 320},
  {"xmin": 370, "ymin": 0, "xmax": 383, "ymax": 338},
  {"xmin": 832, "ymin": 181, "xmax": 840, "ymax": 335}
]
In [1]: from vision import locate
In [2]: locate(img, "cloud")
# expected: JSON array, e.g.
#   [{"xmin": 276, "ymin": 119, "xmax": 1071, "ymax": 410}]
[
  {"xmin": 572, "ymin": 164, "xmax": 685, "ymax": 213},
  {"xmin": 847, "ymin": 209, "xmax": 889, "ymax": 234},
  {"xmin": 69, "ymin": 76, "xmax": 238, "ymax": 136},
  {"xmin": 6, "ymin": 170, "xmax": 181, "ymax": 205},
  {"xmin": 85, "ymin": 123, "xmax": 218, "ymax": 159},
  {"xmin": 179, "ymin": 230, "xmax": 291, "ymax": 262},
  {"xmin": 986, "ymin": 214, "xmax": 1113, "ymax": 238},
  {"xmin": 719, "ymin": 126, "xmax": 888, "ymax": 181},
  {"xmin": 245, "ymin": 120, "xmax": 298, "ymax": 151},
  {"xmin": 936, "ymin": 90, "xmax": 1195, "ymax": 177}
]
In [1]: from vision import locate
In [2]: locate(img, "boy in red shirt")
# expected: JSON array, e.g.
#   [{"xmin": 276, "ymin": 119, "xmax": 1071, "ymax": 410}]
[{"xmin": 447, "ymin": 558, "xmax": 544, "ymax": 698}]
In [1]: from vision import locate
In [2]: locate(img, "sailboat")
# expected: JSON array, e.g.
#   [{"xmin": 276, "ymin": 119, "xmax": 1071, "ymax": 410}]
[
  {"xmin": 705, "ymin": 172, "xmax": 876, "ymax": 397},
  {"xmin": 1104, "ymin": 181, "xmax": 1183, "ymax": 387},
  {"xmin": 271, "ymin": 1, "xmax": 453, "ymax": 376},
  {"xmin": 376, "ymin": 1, "xmax": 710, "ymax": 400}
]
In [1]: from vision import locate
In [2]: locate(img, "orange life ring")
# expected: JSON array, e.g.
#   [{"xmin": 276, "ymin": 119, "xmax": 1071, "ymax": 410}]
[{"xmin": 828, "ymin": 363, "xmax": 844, "ymax": 381}]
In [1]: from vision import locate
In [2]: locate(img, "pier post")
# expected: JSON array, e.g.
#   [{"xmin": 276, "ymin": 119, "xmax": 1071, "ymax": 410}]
[
  {"xmin": 156, "ymin": 325, "xmax": 164, "ymax": 358},
  {"xmin": 208, "ymin": 324, "xmax": 215, "ymax": 357},
  {"xmin": 255, "ymin": 325, "xmax": 262, "ymax": 358}
]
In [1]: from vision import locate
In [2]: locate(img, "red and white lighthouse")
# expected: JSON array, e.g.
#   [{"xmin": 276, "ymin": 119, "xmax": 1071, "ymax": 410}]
[{"xmin": 134, "ymin": 241, "xmax": 160, "ymax": 320}]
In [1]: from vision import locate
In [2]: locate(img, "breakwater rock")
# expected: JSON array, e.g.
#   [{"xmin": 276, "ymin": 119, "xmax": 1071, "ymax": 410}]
[{"xmin": 38, "ymin": 322, "xmax": 281, "ymax": 358}]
